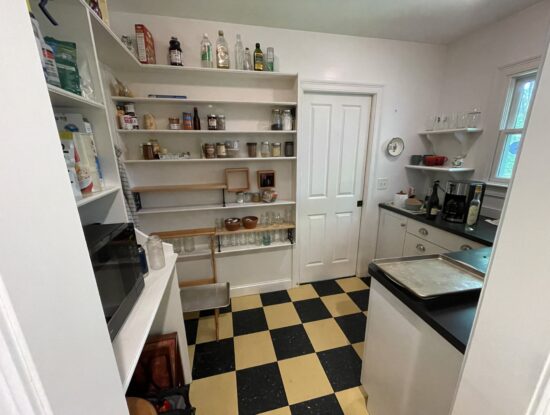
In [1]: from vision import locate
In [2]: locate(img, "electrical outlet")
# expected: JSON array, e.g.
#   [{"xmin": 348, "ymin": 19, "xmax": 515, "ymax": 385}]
[{"xmin": 376, "ymin": 177, "xmax": 389, "ymax": 190}]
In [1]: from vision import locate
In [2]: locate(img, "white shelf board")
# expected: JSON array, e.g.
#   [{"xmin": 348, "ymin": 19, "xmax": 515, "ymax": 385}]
[
  {"xmin": 47, "ymin": 85, "xmax": 104, "ymax": 109},
  {"xmin": 176, "ymin": 241, "xmax": 293, "ymax": 260},
  {"xmin": 112, "ymin": 96, "xmax": 297, "ymax": 107},
  {"xmin": 418, "ymin": 128, "xmax": 483, "ymax": 135},
  {"xmin": 137, "ymin": 200, "xmax": 296, "ymax": 215},
  {"xmin": 125, "ymin": 157, "xmax": 296, "ymax": 165},
  {"xmin": 117, "ymin": 129, "xmax": 297, "ymax": 135},
  {"xmin": 405, "ymin": 165, "xmax": 475, "ymax": 173},
  {"xmin": 111, "ymin": 253, "xmax": 178, "ymax": 391},
  {"xmin": 76, "ymin": 186, "xmax": 120, "ymax": 207}
]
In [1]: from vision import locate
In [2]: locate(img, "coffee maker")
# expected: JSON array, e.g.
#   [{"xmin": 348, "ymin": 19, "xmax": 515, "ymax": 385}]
[{"xmin": 442, "ymin": 180, "xmax": 486, "ymax": 223}]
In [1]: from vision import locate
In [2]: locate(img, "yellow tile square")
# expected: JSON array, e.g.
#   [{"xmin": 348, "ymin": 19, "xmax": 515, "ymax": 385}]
[
  {"xmin": 184, "ymin": 311, "xmax": 200, "ymax": 320},
  {"xmin": 190, "ymin": 372, "xmax": 238, "ymax": 415},
  {"xmin": 337, "ymin": 277, "xmax": 368, "ymax": 293},
  {"xmin": 303, "ymin": 318, "xmax": 349, "ymax": 352},
  {"xmin": 336, "ymin": 387, "xmax": 369, "ymax": 415},
  {"xmin": 352, "ymin": 342, "xmax": 364, "ymax": 359},
  {"xmin": 195, "ymin": 313, "xmax": 233, "ymax": 344},
  {"xmin": 234, "ymin": 331, "xmax": 277, "ymax": 370},
  {"xmin": 278, "ymin": 354, "xmax": 333, "ymax": 404},
  {"xmin": 188, "ymin": 344, "xmax": 195, "ymax": 366},
  {"xmin": 264, "ymin": 303, "xmax": 301, "ymax": 330},
  {"xmin": 259, "ymin": 407, "xmax": 292, "ymax": 415},
  {"xmin": 231, "ymin": 294, "xmax": 262, "ymax": 312},
  {"xmin": 321, "ymin": 293, "xmax": 361, "ymax": 317},
  {"xmin": 287, "ymin": 284, "xmax": 318, "ymax": 302}
]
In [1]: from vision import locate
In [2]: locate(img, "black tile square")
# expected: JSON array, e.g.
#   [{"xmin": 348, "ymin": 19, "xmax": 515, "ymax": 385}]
[
  {"xmin": 361, "ymin": 276, "xmax": 371, "ymax": 286},
  {"xmin": 261, "ymin": 290, "xmax": 292, "ymax": 306},
  {"xmin": 293, "ymin": 298, "xmax": 332, "ymax": 323},
  {"xmin": 335, "ymin": 313, "xmax": 367, "ymax": 344},
  {"xmin": 184, "ymin": 318, "xmax": 198, "ymax": 345},
  {"xmin": 192, "ymin": 338, "xmax": 235, "ymax": 380},
  {"xmin": 198, "ymin": 303, "xmax": 232, "ymax": 317},
  {"xmin": 290, "ymin": 394, "xmax": 344, "ymax": 415},
  {"xmin": 237, "ymin": 362, "xmax": 288, "ymax": 415},
  {"xmin": 318, "ymin": 346, "xmax": 362, "ymax": 392},
  {"xmin": 311, "ymin": 279, "xmax": 344, "ymax": 297},
  {"xmin": 348, "ymin": 289, "xmax": 370, "ymax": 311},
  {"xmin": 232, "ymin": 308, "xmax": 268, "ymax": 336},
  {"xmin": 270, "ymin": 324, "xmax": 315, "ymax": 360}
]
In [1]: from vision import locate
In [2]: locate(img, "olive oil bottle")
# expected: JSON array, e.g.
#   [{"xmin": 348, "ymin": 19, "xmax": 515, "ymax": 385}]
[{"xmin": 254, "ymin": 43, "xmax": 264, "ymax": 71}]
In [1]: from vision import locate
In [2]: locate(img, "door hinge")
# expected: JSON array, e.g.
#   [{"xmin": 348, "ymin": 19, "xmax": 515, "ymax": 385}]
[{"xmin": 357, "ymin": 200, "xmax": 363, "ymax": 207}]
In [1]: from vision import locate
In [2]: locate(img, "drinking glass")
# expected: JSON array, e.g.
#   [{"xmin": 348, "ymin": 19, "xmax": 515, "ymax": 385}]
[
  {"xmin": 146, "ymin": 235, "xmax": 165, "ymax": 270},
  {"xmin": 230, "ymin": 234, "xmax": 237, "ymax": 246},
  {"xmin": 273, "ymin": 230, "xmax": 280, "ymax": 242},
  {"xmin": 457, "ymin": 112, "xmax": 468, "ymax": 128},
  {"xmin": 256, "ymin": 232, "xmax": 263, "ymax": 246},
  {"xmin": 248, "ymin": 233, "xmax": 256, "ymax": 244},
  {"xmin": 239, "ymin": 233, "xmax": 247, "ymax": 245},
  {"xmin": 262, "ymin": 232, "xmax": 271, "ymax": 246},
  {"xmin": 183, "ymin": 237, "xmax": 195, "ymax": 253}
]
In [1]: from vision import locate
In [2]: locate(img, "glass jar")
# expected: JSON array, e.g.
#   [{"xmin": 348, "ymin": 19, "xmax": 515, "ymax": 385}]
[
  {"xmin": 261, "ymin": 141, "xmax": 270, "ymax": 157},
  {"xmin": 236, "ymin": 192, "xmax": 245, "ymax": 204},
  {"xmin": 207, "ymin": 114, "xmax": 218, "ymax": 130},
  {"xmin": 282, "ymin": 110, "xmax": 292, "ymax": 131},
  {"xmin": 216, "ymin": 115, "xmax": 226, "ymax": 130},
  {"xmin": 216, "ymin": 142, "xmax": 227, "ymax": 158},
  {"xmin": 204, "ymin": 143, "xmax": 216, "ymax": 158},
  {"xmin": 284, "ymin": 141, "xmax": 294, "ymax": 157},
  {"xmin": 467, "ymin": 109, "xmax": 481, "ymax": 128},
  {"xmin": 169, "ymin": 117, "xmax": 181, "ymax": 130},
  {"xmin": 271, "ymin": 142, "xmax": 281, "ymax": 157},
  {"xmin": 247, "ymin": 142, "xmax": 257, "ymax": 157},
  {"xmin": 271, "ymin": 109, "xmax": 282, "ymax": 130},
  {"xmin": 183, "ymin": 237, "xmax": 195, "ymax": 253},
  {"xmin": 146, "ymin": 235, "xmax": 165, "ymax": 270}
]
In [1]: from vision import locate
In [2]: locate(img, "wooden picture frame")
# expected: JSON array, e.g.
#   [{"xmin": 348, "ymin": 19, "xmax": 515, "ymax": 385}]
[
  {"xmin": 257, "ymin": 170, "xmax": 276, "ymax": 189},
  {"xmin": 225, "ymin": 168, "xmax": 250, "ymax": 192}
]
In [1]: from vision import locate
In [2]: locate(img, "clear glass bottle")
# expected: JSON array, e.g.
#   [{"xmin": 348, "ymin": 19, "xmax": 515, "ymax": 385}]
[
  {"xmin": 282, "ymin": 109, "xmax": 292, "ymax": 131},
  {"xmin": 216, "ymin": 30, "xmax": 230, "ymax": 69},
  {"xmin": 200, "ymin": 33, "xmax": 213, "ymax": 68},
  {"xmin": 271, "ymin": 109, "xmax": 282, "ymax": 130},
  {"xmin": 466, "ymin": 185, "xmax": 483, "ymax": 230},
  {"xmin": 234, "ymin": 34, "xmax": 244, "ymax": 70},
  {"xmin": 146, "ymin": 235, "xmax": 165, "ymax": 270},
  {"xmin": 243, "ymin": 48, "xmax": 253, "ymax": 70},
  {"xmin": 266, "ymin": 47, "xmax": 274, "ymax": 71}
]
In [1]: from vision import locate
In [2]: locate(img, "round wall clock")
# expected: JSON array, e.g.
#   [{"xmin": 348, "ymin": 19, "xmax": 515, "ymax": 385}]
[{"xmin": 387, "ymin": 137, "xmax": 404, "ymax": 157}]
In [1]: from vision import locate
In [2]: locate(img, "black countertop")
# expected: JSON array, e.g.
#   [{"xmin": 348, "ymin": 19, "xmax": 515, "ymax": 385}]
[
  {"xmin": 379, "ymin": 203, "xmax": 497, "ymax": 246},
  {"xmin": 368, "ymin": 247, "xmax": 492, "ymax": 353}
]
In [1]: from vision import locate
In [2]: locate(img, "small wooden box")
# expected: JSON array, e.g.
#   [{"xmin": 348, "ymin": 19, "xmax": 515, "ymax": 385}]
[
  {"xmin": 225, "ymin": 168, "xmax": 250, "ymax": 192},
  {"xmin": 257, "ymin": 170, "xmax": 276, "ymax": 189}
]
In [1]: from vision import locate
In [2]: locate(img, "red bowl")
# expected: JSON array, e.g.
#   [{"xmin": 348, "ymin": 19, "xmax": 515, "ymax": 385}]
[{"xmin": 423, "ymin": 155, "xmax": 448, "ymax": 166}]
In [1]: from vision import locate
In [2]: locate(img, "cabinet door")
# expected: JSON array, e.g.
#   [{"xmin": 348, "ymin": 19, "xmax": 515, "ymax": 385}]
[
  {"xmin": 403, "ymin": 233, "xmax": 447, "ymax": 257},
  {"xmin": 376, "ymin": 210, "xmax": 407, "ymax": 258}
]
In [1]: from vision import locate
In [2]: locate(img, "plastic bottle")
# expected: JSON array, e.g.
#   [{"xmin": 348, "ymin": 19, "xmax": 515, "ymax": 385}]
[
  {"xmin": 243, "ymin": 48, "xmax": 253, "ymax": 70},
  {"xmin": 200, "ymin": 33, "xmax": 213, "ymax": 68},
  {"xmin": 169, "ymin": 37, "xmax": 183, "ymax": 66},
  {"xmin": 234, "ymin": 34, "xmax": 244, "ymax": 70},
  {"xmin": 216, "ymin": 30, "xmax": 230, "ymax": 69}
]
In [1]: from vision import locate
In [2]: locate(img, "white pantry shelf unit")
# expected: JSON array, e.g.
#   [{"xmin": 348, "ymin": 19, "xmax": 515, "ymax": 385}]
[
  {"xmin": 112, "ymin": 96, "xmax": 297, "ymax": 107},
  {"xmin": 137, "ymin": 201, "xmax": 296, "ymax": 215},
  {"xmin": 177, "ymin": 241, "xmax": 294, "ymax": 261},
  {"xmin": 48, "ymin": 85, "xmax": 105, "ymax": 110},
  {"xmin": 76, "ymin": 186, "xmax": 121, "ymax": 207},
  {"xmin": 124, "ymin": 157, "xmax": 296, "ymax": 164},
  {"xmin": 117, "ymin": 129, "xmax": 297, "ymax": 135}
]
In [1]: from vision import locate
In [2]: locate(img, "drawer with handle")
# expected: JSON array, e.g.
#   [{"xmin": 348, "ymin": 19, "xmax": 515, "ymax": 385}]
[
  {"xmin": 407, "ymin": 219, "xmax": 486, "ymax": 251},
  {"xmin": 403, "ymin": 233, "xmax": 447, "ymax": 257}
]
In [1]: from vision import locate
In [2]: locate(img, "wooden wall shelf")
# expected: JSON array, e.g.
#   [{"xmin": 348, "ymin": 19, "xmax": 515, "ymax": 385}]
[{"xmin": 131, "ymin": 183, "xmax": 227, "ymax": 193}]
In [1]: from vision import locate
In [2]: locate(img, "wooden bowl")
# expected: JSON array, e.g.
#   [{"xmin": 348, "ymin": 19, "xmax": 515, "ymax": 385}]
[
  {"xmin": 242, "ymin": 216, "xmax": 258, "ymax": 229},
  {"xmin": 224, "ymin": 218, "xmax": 241, "ymax": 231}
]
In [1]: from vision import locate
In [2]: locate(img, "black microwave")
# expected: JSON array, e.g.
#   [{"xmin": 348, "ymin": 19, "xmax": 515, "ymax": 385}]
[{"xmin": 83, "ymin": 223, "xmax": 144, "ymax": 340}]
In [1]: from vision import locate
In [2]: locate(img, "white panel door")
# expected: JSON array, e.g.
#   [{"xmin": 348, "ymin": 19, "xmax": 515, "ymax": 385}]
[{"xmin": 299, "ymin": 92, "xmax": 371, "ymax": 282}]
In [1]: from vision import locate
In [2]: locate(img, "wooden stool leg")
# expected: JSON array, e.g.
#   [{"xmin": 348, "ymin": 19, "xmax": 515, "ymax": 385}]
[{"xmin": 214, "ymin": 308, "xmax": 220, "ymax": 341}]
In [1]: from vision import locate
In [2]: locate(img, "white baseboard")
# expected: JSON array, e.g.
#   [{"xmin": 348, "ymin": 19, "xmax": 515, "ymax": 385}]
[{"xmin": 230, "ymin": 279, "xmax": 293, "ymax": 297}]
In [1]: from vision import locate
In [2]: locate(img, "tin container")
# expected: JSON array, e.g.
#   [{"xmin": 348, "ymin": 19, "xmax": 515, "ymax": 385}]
[{"xmin": 182, "ymin": 112, "xmax": 193, "ymax": 130}]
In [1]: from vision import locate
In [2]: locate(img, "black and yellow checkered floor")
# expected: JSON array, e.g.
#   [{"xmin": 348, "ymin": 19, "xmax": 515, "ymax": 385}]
[{"xmin": 184, "ymin": 276, "xmax": 371, "ymax": 415}]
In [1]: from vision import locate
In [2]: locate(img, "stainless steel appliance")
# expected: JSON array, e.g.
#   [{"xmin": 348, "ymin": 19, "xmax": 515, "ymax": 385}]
[{"xmin": 442, "ymin": 180, "xmax": 486, "ymax": 223}]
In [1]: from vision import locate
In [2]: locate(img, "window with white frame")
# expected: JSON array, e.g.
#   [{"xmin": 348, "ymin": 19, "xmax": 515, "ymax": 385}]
[{"xmin": 490, "ymin": 70, "xmax": 537, "ymax": 182}]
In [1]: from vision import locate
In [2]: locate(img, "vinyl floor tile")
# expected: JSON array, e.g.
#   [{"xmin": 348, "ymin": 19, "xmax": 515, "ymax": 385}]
[
  {"xmin": 259, "ymin": 406, "xmax": 292, "ymax": 415},
  {"xmin": 232, "ymin": 294, "xmax": 263, "ymax": 312},
  {"xmin": 270, "ymin": 325, "xmax": 315, "ymax": 361},
  {"xmin": 264, "ymin": 302, "xmax": 301, "ymax": 330},
  {"xmin": 190, "ymin": 372, "xmax": 238, "ymax": 415},
  {"xmin": 261, "ymin": 290, "xmax": 292, "ymax": 306},
  {"xmin": 287, "ymin": 285, "xmax": 319, "ymax": 302},
  {"xmin": 321, "ymin": 293, "xmax": 361, "ymax": 317},
  {"xmin": 303, "ymin": 318, "xmax": 349, "ymax": 352},
  {"xmin": 234, "ymin": 331, "xmax": 277, "ymax": 370},
  {"xmin": 335, "ymin": 313, "xmax": 367, "ymax": 344},
  {"xmin": 232, "ymin": 307, "xmax": 269, "ymax": 336},
  {"xmin": 311, "ymin": 279, "xmax": 345, "ymax": 296},
  {"xmin": 237, "ymin": 362, "xmax": 288, "ymax": 415},
  {"xmin": 348, "ymin": 289, "xmax": 370, "ymax": 311},
  {"xmin": 192, "ymin": 338, "xmax": 235, "ymax": 380},
  {"xmin": 318, "ymin": 346, "xmax": 362, "ymax": 392},
  {"xmin": 293, "ymin": 298, "xmax": 332, "ymax": 323},
  {"xmin": 335, "ymin": 387, "xmax": 369, "ymax": 415},
  {"xmin": 290, "ymin": 394, "xmax": 344, "ymax": 415},
  {"xmin": 278, "ymin": 354, "xmax": 333, "ymax": 405},
  {"xmin": 195, "ymin": 312, "xmax": 233, "ymax": 344},
  {"xmin": 336, "ymin": 277, "xmax": 369, "ymax": 293},
  {"xmin": 184, "ymin": 318, "xmax": 198, "ymax": 346},
  {"xmin": 352, "ymin": 342, "xmax": 364, "ymax": 359}
]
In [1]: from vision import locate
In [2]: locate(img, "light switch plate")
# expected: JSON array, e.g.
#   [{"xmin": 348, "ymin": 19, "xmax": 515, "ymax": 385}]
[{"xmin": 376, "ymin": 177, "xmax": 389, "ymax": 190}]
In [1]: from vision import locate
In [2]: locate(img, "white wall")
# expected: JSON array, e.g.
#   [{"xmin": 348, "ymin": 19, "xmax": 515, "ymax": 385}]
[
  {"xmin": 0, "ymin": 2, "xmax": 128, "ymax": 414},
  {"xmin": 436, "ymin": 0, "xmax": 550, "ymax": 216},
  {"xmin": 109, "ymin": 12, "xmax": 447, "ymax": 273},
  {"xmin": 450, "ymin": 33, "xmax": 550, "ymax": 415}
]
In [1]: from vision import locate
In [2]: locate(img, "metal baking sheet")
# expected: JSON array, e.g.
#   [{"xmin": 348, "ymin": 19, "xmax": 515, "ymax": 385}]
[
  {"xmin": 373, "ymin": 254, "xmax": 484, "ymax": 299},
  {"xmin": 180, "ymin": 282, "xmax": 230, "ymax": 312}
]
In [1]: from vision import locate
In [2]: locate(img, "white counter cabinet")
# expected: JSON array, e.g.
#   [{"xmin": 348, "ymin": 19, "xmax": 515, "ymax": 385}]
[{"xmin": 362, "ymin": 279, "xmax": 463, "ymax": 415}]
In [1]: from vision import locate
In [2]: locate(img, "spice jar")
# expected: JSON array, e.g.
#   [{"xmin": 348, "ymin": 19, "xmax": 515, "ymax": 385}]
[
  {"xmin": 216, "ymin": 142, "xmax": 227, "ymax": 158},
  {"xmin": 142, "ymin": 142, "xmax": 155, "ymax": 160},
  {"xmin": 182, "ymin": 112, "xmax": 193, "ymax": 130},
  {"xmin": 271, "ymin": 142, "xmax": 281, "ymax": 157},
  {"xmin": 284, "ymin": 141, "xmax": 294, "ymax": 157},
  {"xmin": 207, "ymin": 114, "xmax": 218, "ymax": 130},
  {"xmin": 282, "ymin": 109, "xmax": 292, "ymax": 131},
  {"xmin": 271, "ymin": 109, "xmax": 282, "ymax": 130},
  {"xmin": 169, "ymin": 117, "xmax": 181, "ymax": 130},
  {"xmin": 247, "ymin": 142, "xmax": 257, "ymax": 158},
  {"xmin": 216, "ymin": 115, "xmax": 226, "ymax": 130},
  {"xmin": 203, "ymin": 143, "xmax": 216, "ymax": 158},
  {"xmin": 146, "ymin": 235, "xmax": 165, "ymax": 270},
  {"xmin": 261, "ymin": 141, "xmax": 270, "ymax": 157}
]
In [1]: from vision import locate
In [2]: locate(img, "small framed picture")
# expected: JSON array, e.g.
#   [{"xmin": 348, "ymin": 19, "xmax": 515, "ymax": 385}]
[{"xmin": 257, "ymin": 170, "xmax": 276, "ymax": 189}]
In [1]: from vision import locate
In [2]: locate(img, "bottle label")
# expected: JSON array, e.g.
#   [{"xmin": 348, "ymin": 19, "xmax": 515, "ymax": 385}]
[
  {"xmin": 201, "ymin": 46, "xmax": 212, "ymax": 62},
  {"xmin": 466, "ymin": 206, "xmax": 480, "ymax": 226},
  {"xmin": 170, "ymin": 50, "xmax": 182, "ymax": 65}
]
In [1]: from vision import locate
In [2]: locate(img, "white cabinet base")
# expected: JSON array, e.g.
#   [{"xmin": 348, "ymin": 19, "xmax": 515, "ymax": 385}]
[{"xmin": 362, "ymin": 280, "xmax": 463, "ymax": 415}]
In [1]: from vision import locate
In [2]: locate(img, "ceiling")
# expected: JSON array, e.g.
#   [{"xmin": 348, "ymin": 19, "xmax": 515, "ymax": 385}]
[{"xmin": 109, "ymin": 0, "xmax": 541, "ymax": 44}]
